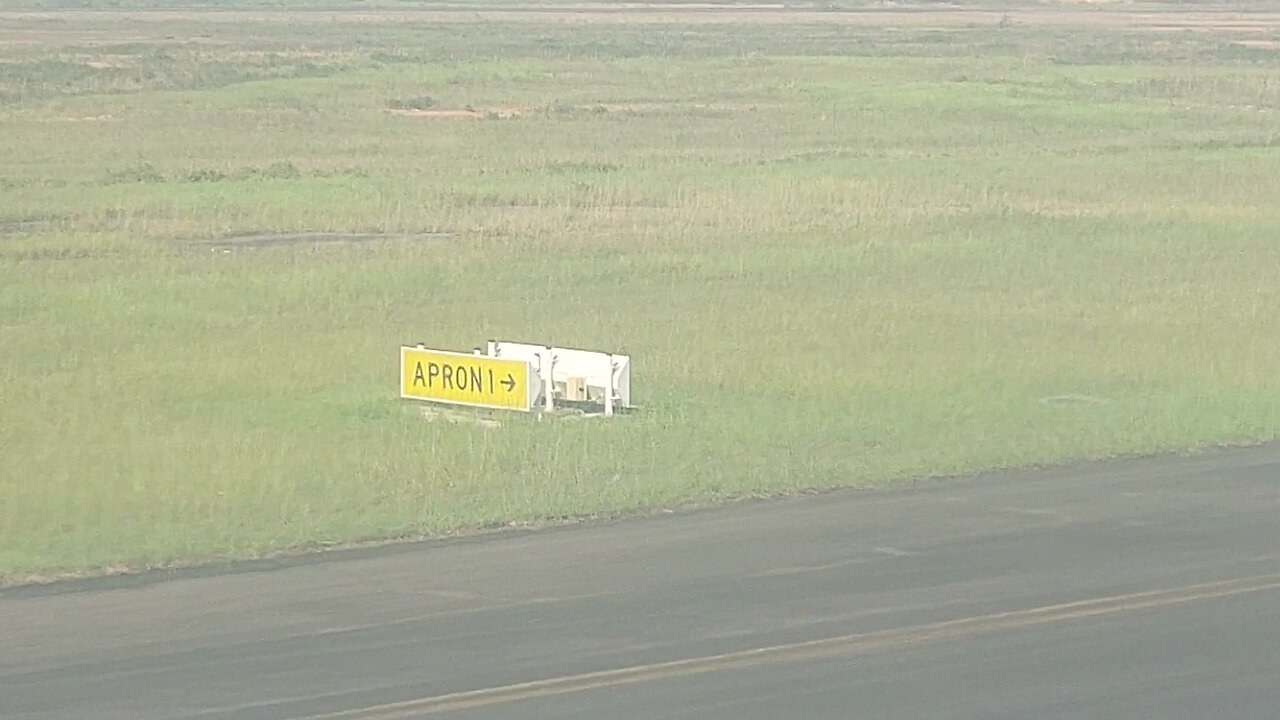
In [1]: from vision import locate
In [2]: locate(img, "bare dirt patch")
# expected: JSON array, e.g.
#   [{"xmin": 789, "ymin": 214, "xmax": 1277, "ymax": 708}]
[
  {"xmin": 391, "ymin": 102, "xmax": 754, "ymax": 119},
  {"xmin": 1235, "ymin": 39, "xmax": 1280, "ymax": 50},
  {"xmin": 595, "ymin": 100, "xmax": 761, "ymax": 114},
  {"xmin": 0, "ymin": 25, "xmax": 155, "ymax": 48},
  {"xmin": 0, "ymin": 217, "xmax": 63, "ymax": 238},
  {"xmin": 192, "ymin": 231, "xmax": 455, "ymax": 250},
  {"xmin": 82, "ymin": 55, "xmax": 136, "ymax": 69},
  {"xmin": 44, "ymin": 115, "xmax": 118, "ymax": 123},
  {"xmin": 389, "ymin": 107, "xmax": 522, "ymax": 119}
]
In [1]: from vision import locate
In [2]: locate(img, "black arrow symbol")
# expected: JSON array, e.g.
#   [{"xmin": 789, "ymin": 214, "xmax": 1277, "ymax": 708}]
[{"xmin": 501, "ymin": 374, "xmax": 516, "ymax": 392}]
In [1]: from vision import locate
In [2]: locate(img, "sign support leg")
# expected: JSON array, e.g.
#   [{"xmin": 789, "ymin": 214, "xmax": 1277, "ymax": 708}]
[
  {"xmin": 604, "ymin": 358, "xmax": 616, "ymax": 416},
  {"xmin": 541, "ymin": 347, "xmax": 555, "ymax": 413}
]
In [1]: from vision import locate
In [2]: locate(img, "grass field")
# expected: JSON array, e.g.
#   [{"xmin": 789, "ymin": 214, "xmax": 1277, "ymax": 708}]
[{"xmin": 2, "ymin": 0, "xmax": 1279, "ymax": 583}]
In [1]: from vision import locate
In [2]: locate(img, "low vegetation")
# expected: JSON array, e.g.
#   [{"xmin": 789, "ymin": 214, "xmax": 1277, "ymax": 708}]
[{"xmin": 2, "ymin": 0, "xmax": 1279, "ymax": 582}]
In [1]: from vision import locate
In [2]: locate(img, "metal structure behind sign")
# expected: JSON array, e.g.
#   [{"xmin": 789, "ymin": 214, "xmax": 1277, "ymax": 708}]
[{"xmin": 487, "ymin": 340, "xmax": 631, "ymax": 416}]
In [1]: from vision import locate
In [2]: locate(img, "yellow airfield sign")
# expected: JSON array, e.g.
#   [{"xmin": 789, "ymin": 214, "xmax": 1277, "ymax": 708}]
[{"xmin": 400, "ymin": 347, "xmax": 536, "ymax": 411}]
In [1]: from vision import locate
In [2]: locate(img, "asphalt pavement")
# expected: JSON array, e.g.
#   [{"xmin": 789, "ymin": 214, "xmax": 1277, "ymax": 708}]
[{"xmin": 2, "ymin": 443, "xmax": 1277, "ymax": 719}]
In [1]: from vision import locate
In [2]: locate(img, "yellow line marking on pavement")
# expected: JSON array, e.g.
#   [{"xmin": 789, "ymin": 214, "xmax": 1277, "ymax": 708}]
[{"xmin": 297, "ymin": 574, "xmax": 1280, "ymax": 719}]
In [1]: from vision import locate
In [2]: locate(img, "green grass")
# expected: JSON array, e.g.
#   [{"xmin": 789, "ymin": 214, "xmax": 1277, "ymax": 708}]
[{"xmin": 2, "ymin": 1, "xmax": 1280, "ymax": 582}]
